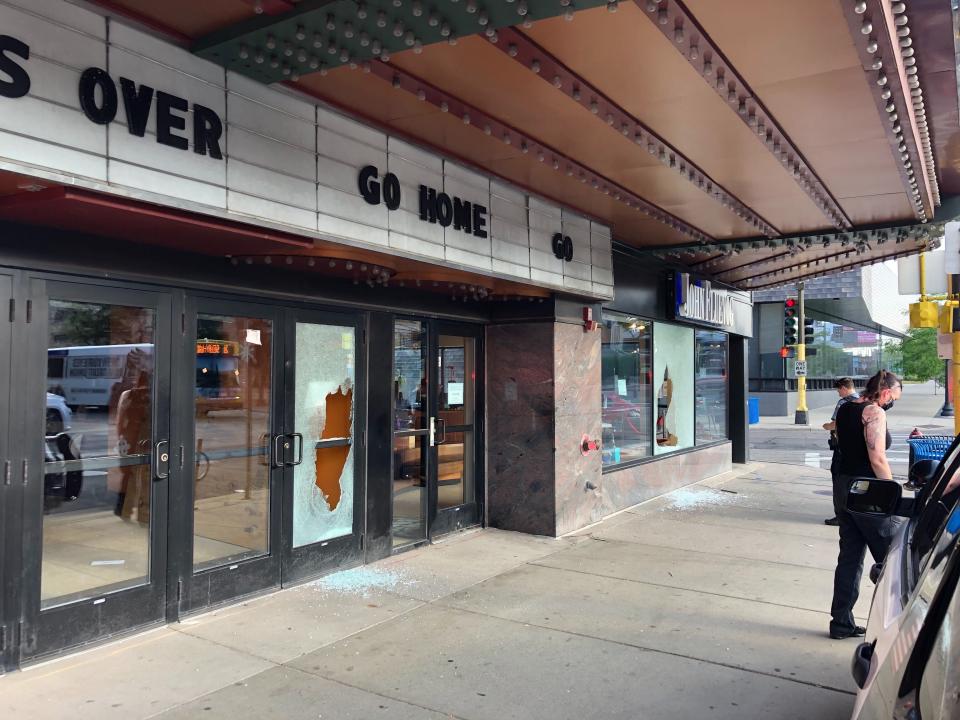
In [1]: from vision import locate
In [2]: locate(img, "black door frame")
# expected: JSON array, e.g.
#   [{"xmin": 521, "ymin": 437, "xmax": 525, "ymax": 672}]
[
  {"xmin": 390, "ymin": 316, "xmax": 484, "ymax": 548},
  {"xmin": 280, "ymin": 306, "xmax": 367, "ymax": 584},
  {"xmin": 172, "ymin": 295, "xmax": 284, "ymax": 616},
  {"xmin": 0, "ymin": 271, "xmax": 17, "ymax": 672},
  {"xmin": 17, "ymin": 276, "xmax": 173, "ymax": 663},
  {"xmin": 429, "ymin": 321, "xmax": 484, "ymax": 538}
]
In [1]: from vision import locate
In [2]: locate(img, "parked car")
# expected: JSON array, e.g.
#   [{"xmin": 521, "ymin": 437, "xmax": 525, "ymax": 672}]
[
  {"xmin": 46, "ymin": 391, "xmax": 72, "ymax": 435},
  {"xmin": 847, "ymin": 436, "xmax": 960, "ymax": 720}
]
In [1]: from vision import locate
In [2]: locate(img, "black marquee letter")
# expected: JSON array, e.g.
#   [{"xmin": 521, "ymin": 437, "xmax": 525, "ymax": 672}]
[
  {"xmin": 552, "ymin": 233, "xmax": 564, "ymax": 259},
  {"xmin": 358, "ymin": 165, "xmax": 381, "ymax": 205},
  {"xmin": 382, "ymin": 172, "xmax": 401, "ymax": 210},
  {"xmin": 453, "ymin": 197, "xmax": 472, "ymax": 234},
  {"xmin": 78, "ymin": 67, "xmax": 117, "ymax": 125},
  {"xmin": 436, "ymin": 192, "xmax": 453, "ymax": 227},
  {"xmin": 0, "ymin": 35, "xmax": 30, "ymax": 99},
  {"xmin": 118, "ymin": 77, "xmax": 153, "ymax": 137},
  {"xmin": 192, "ymin": 103, "xmax": 223, "ymax": 159},
  {"xmin": 419, "ymin": 185, "xmax": 437, "ymax": 222},
  {"xmin": 472, "ymin": 204, "xmax": 488, "ymax": 239},
  {"xmin": 155, "ymin": 91, "xmax": 188, "ymax": 150}
]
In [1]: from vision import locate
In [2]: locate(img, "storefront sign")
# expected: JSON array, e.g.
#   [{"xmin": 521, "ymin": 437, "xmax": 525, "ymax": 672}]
[
  {"xmin": 671, "ymin": 272, "xmax": 735, "ymax": 327},
  {"xmin": 0, "ymin": 35, "xmax": 224, "ymax": 159}
]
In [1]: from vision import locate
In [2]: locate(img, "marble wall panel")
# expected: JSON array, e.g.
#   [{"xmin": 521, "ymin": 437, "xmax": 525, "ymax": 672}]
[
  {"xmin": 486, "ymin": 323, "xmax": 555, "ymax": 419},
  {"xmin": 553, "ymin": 323, "xmax": 603, "ymax": 536},
  {"xmin": 486, "ymin": 323, "xmax": 556, "ymax": 536}
]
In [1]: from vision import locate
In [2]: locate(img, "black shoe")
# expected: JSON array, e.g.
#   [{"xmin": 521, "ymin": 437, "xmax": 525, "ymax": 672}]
[
  {"xmin": 830, "ymin": 625, "xmax": 866, "ymax": 639},
  {"xmin": 824, "ymin": 516, "xmax": 840, "ymax": 526}
]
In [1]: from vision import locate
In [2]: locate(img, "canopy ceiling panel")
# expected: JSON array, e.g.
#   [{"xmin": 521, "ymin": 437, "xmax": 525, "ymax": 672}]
[
  {"xmin": 522, "ymin": 5, "xmax": 830, "ymax": 234},
  {"xmin": 685, "ymin": 0, "xmax": 916, "ymax": 226}
]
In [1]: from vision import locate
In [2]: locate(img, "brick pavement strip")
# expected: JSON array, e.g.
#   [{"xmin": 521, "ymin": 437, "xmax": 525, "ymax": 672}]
[{"xmin": 0, "ymin": 462, "xmax": 862, "ymax": 720}]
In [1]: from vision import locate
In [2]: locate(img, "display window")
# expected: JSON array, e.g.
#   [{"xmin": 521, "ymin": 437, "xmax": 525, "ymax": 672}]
[
  {"xmin": 600, "ymin": 313, "xmax": 652, "ymax": 465},
  {"xmin": 652, "ymin": 323, "xmax": 695, "ymax": 455},
  {"xmin": 695, "ymin": 330, "xmax": 729, "ymax": 444},
  {"xmin": 602, "ymin": 313, "xmax": 729, "ymax": 469}
]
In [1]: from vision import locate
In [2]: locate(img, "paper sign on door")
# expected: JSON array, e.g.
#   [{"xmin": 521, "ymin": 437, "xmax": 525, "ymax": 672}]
[{"xmin": 447, "ymin": 382, "xmax": 464, "ymax": 405}]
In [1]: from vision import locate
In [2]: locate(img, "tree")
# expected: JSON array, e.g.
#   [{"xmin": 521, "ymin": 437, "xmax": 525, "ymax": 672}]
[{"xmin": 897, "ymin": 327, "xmax": 944, "ymax": 383}]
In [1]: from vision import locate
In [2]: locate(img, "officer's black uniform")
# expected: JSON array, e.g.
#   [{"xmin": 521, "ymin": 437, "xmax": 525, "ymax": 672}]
[{"xmin": 829, "ymin": 400, "xmax": 902, "ymax": 638}]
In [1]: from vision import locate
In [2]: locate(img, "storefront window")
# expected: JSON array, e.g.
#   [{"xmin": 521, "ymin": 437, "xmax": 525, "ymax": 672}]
[
  {"xmin": 600, "ymin": 313, "xmax": 652, "ymax": 465},
  {"xmin": 653, "ymin": 323, "xmax": 695, "ymax": 454},
  {"xmin": 695, "ymin": 330, "xmax": 728, "ymax": 444}
]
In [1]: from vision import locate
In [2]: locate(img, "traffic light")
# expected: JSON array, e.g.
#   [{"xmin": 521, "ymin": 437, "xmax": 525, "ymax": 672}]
[
  {"xmin": 803, "ymin": 318, "xmax": 815, "ymax": 346},
  {"xmin": 783, "ymin": 298, "xmax": 798, "ymax": 345},
  {"xmin": 909, "ymin": 301, "xmax": 938, "ymax": 329},
  {"xmin": 779, "ymin": 346, "xmax": 795, "ymax": 359}
]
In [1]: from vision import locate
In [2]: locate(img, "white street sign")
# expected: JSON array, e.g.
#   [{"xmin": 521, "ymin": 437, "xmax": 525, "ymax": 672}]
[{"xmin": 795, "ymin": 360, "xmax": 807, "ymax": 377}]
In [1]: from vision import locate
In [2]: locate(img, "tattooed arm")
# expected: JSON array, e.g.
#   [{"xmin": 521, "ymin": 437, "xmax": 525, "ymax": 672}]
[{"xmin": 862, "ymin": 404, "xmax": 893, "ymax": 479}]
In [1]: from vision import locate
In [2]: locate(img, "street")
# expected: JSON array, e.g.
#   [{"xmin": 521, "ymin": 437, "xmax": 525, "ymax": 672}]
[{"xmin": 749, "ymin": 380, "xmax": 952, "ymax": 477}]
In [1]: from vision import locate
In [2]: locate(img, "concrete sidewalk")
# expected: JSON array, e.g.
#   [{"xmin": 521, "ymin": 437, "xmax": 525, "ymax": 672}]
[{"xmin": 1, "ymin": 463, "xmax": 869, "ymax": 720}]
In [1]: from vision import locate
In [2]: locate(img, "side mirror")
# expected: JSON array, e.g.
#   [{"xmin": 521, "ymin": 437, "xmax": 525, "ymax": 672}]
[{"xmin": 845, "ymin": 478, "xmax": 903, "ymax": 517}]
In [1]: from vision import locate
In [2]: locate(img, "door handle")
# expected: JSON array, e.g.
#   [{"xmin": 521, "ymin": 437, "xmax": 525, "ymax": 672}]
[
  {"xmin": 272, "ymin": 434, "xmax": 289, "ymax": 468},
  {"xmin": 436, "ymin": 418, "xmax": 447, "ymax": 445},
  {"xmin": 154, "ymin": 440, "xmax": 170, "ymax": 480},
  {"xmin": 289, "ymin": 433, "xmax": 304, "ymax": 466},
  {"xmin": 429, "ymin": 416, "xmax": 436, "ymax": 447}
]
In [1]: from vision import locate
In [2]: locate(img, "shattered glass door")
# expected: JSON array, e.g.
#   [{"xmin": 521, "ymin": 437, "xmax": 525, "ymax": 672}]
[{"xmin": 292, "ymin": 322, "xmax": 356, "ymax": 547}]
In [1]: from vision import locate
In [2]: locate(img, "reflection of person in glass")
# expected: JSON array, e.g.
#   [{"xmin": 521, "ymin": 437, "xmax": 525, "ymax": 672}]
[
  {"xmin": 114, "ymin": 370, "xmax": 152, "ymax": 523},
  {"xmin": 656, "ymin": 367, "xmax": 678, "ymax": 447}
]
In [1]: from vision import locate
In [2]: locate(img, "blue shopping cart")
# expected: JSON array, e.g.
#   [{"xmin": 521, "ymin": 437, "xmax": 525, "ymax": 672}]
[{"xmin": 906, "ymin": 436, "xmax": 955, "ymax": 467}]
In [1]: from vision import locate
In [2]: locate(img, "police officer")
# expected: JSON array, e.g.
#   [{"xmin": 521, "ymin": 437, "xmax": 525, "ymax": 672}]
[{"xmin": 824, "ymin": 377, "xmax": 860, "ymax": 526}]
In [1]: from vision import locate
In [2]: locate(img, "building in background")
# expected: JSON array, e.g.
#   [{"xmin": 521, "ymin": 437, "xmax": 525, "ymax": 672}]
[{"xmin": 749, "ymin": 262, "xmax": 910, "ymax": 416}]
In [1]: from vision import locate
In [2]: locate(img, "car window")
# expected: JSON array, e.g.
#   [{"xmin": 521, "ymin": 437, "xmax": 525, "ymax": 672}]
[{"xmin": 909, "ymin": 436, "xmax": 960, "ymax": 588}]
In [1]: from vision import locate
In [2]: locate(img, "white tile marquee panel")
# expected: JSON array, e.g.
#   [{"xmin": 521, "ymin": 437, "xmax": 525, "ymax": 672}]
[{"xmin": 0, "ymin": 0, "xmax": 613, "ymax": 299}]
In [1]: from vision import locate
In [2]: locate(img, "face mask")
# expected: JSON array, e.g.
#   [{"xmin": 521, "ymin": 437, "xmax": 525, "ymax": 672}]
[{"xmin": 881, "ymin": 400, "xmax": 895, "ymax": 411}]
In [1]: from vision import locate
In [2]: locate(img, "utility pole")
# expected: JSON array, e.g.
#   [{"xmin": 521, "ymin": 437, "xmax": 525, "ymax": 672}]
[
  {"xmin": 953, "ymin": 274, "xmax": 960, "ymax": 436},
  {"xmin": 941, "ymin": 274, "xmax": 954, "ymax": 417},
  {"xmin": 794, "ymin": 281, "xmax": 808, "ymax": 425}
]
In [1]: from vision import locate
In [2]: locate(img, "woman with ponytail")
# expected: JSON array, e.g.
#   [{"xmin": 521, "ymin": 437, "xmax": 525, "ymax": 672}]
[{"xmin": 829, "ymin": 369, "xmax": 903, "ymax": 640}]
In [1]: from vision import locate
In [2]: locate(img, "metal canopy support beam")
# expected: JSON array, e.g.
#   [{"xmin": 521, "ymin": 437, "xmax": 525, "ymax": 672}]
[{"xmin": 841, "ymin": 0, "xmax": 939, "ymax": 221}]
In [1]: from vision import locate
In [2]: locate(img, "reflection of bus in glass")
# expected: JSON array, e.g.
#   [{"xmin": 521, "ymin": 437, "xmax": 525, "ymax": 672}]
[
  {"xmin": 46, "ymin": 340, "xmax": 244, "ymax": 412},
  {"xmin": 195, "ymin": 339, "xmax": 243, "ymax": 413},
  {"xmin": 47, "ymin": 344, "xmax": 152, "ymax": 409}
]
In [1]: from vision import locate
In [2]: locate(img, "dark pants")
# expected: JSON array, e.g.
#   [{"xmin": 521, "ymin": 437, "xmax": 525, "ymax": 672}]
[
  {"xmin": 829, "ymin": 505, "xmax": 904, "ymax": 635},
  {"xmin": 830, "ymin": 452, "xmax": 842, "ymax": 516}
]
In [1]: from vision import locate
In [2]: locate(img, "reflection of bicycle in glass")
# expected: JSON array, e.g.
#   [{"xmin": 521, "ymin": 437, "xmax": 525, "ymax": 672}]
[{"xmin": 195, "ymin": 439, "xmax": 209, "ymax": 481}]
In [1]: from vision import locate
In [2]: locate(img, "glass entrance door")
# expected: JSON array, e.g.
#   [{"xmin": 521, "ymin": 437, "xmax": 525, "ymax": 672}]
[
  {"xmin": 431, "ymin": 324, "xmax": 482, "ymax": 536},
  {"xmin": 19, "ymin": 280, "xmax": 172, "ymax": 662},
  {"xmin": 281, "ymin": 309, "xmax": 363, "ymax": 582},
  {"xmin": 176, "ymin": 298, "xmax": 282, "ymax": 613},
  {"xmin": 391, "ymin": 320, "xmax": 482, "ymax": 548},
  {"xmin": 391, "ymin": 320, "xmax": 430, "ymax": 548}
]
